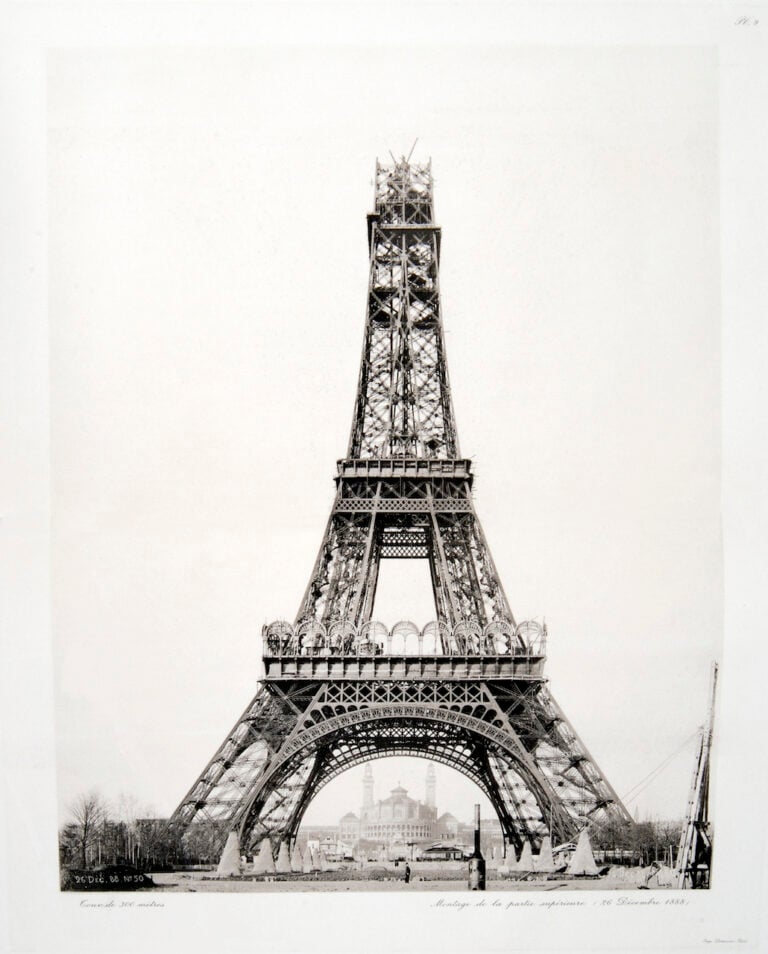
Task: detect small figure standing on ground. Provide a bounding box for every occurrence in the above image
[404,863,411,884]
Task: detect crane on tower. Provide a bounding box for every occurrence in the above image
[676,662,718,889]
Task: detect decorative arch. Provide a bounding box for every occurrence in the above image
[235,705,573,852]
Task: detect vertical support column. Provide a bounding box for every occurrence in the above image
[469,504,516,627]
[295,511,335,625]
[427,484,463,629]
[347,482,381,627]
[458,515,488,626]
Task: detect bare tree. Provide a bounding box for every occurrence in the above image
[116,792,140,825]
[67,791,107,868]
[114,792,140,863]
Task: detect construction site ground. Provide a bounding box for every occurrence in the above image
[148,869,675,892]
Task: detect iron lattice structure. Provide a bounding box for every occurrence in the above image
[169,158,631,860]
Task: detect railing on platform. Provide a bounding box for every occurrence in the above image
[261,618,547,658]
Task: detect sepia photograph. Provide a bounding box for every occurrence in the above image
[3,3,767,953]
[49,42,719,895]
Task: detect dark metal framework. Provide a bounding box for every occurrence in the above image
[169,158,631,860]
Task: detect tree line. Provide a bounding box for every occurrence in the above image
[590,815,684,867]
[59,792,180,871]
[60,790,685,873]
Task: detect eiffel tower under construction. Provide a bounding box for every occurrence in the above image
[169,156,632,864]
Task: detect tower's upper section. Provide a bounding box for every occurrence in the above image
[347,158,460,460]
[373,158,434,225]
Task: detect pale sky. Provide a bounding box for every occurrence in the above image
[48,45,719,828]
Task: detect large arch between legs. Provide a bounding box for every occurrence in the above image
[234,706,578,853]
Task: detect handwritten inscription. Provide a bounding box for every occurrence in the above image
[431,896,694,911]
[72,872,147,887]
[79,899,164,908]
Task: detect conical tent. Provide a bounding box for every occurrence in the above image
[518,841,534,871]
[290,843,303,872]
[317,849,330,872]
[253,838,277,875]
[301,845,314,873]
[657,865,675,887]
[566,829,599,876]
[275,840,292,873]
[215,831,241,878]
[535,836,556,873]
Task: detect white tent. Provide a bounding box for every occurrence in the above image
[566,829,599,876]
[534,836,556,873]
[275,840,292,873]
[301,845,315,873]
[290,843,303,872]
[215,831,242,878]
[253,838,277,875]
[653,864,676,887]
[657,864,676,887]
[518,841,534,871]
[317,848,330,872]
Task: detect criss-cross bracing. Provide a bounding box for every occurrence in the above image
[169,158,631,862]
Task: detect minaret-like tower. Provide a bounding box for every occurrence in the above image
[425,763,436,809]
[168,158,631,863]
[362,763,374,811]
